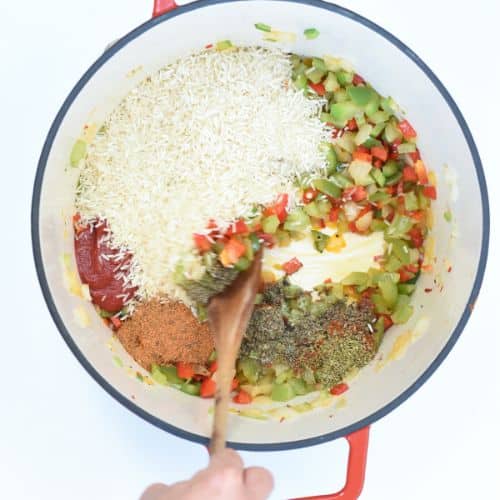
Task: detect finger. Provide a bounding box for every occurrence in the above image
[139,483,170,500]
[243,466,274,499]
[209,447,244,472]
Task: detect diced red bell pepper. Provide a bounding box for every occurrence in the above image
[110,316,122,330]
[265,193,288,222]
[397,119,417,139]
[381,314,393,330]
[388,139,402,160]
[352,73,365,86]
[225,219,248,236]
[348,221,358,233]
[386,185,396,195]
[422,185,437,200]
[226,237,246,259]
[303,187,318,204]
[330,382,349,395]
[408,149,421,163]
[352,151,373,163]
[399,269,415,283]
[414,160,429,184]
[371,146,388,162]
[308,81,326,95]
[402,166,418,182]
[282,257,303,275]
[233,389,252,404]
[208,360,218,374]
[231,378,239,391]
[257,232,275,248]
[346,118,358,131]
[373,159,383,169]
[343,185,367,202]
[200,378,216,398]
[331,126,344,139]
[406,263,420,273]
[329,207,340,222]
[193,233,212,252]
[409,227,424,248]
[206,219,218,229]
[407,210,425,222]
[176,362,195,380]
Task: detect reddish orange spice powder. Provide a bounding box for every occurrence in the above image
[116,300,214,371]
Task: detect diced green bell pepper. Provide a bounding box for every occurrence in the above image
[262,214,280,234]
[159,365,184,386]
[311,230,329,253]
[378,278,398,308]
[312,57,327,71]
[404,192,419,211]
[347,85,374,106]
[303,28,320,39]
[151,364,169,385]
[284,208,309,231]
[180,382,201,396]
[330,101,359,123]
[398,283,416,295]
[391,295,414,324]
[234,256,251,271]
[385,214,414,239]
[390,239,411,265]
[371,168,386,187]
[307,68,326,84]
[304,201,323,218]
[324,72,340,92]
[333,88,349,102]
[370,219,387,232]
[364,93,381,116]
[371,293,390,314]
[398,142,417,154]
[335,70,354,86]
[373,316,386,349]
[369,110,390,124]
[238,358,260,384]
[342,272,369,286]
[289,378,309,396]
[271,382,296,402]
[294,74,308,90]
[355,123,374,145]
[370,122,386,139]
[70,139,87,167]
[383,121,403,143]
[313,178,341,198]
[382,160,400,177]
[331,172,354,188]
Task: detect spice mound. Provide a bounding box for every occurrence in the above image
[116,300,214,371]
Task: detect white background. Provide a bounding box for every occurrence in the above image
[1,1,499,498]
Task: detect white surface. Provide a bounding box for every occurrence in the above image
[0,0,499,498]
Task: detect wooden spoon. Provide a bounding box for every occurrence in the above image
[207,249,263,455]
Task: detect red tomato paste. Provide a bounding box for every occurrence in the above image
[74,220,136,312]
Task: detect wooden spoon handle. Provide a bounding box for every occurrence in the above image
[209,348,235,455]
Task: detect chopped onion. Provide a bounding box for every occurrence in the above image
[348,160,373,186]
[344,201,361,221]
[355,210,373,232]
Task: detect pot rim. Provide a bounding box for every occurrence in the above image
[31,0,490,451]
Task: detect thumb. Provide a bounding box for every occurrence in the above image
[140,483,170,500]
[243,466,274,499]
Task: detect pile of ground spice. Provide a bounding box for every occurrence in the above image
[240,281,377,386]
[116,300,214,371]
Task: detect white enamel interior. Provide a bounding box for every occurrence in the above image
[36,0,484,446]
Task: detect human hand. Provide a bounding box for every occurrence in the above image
[140,448,274,500]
